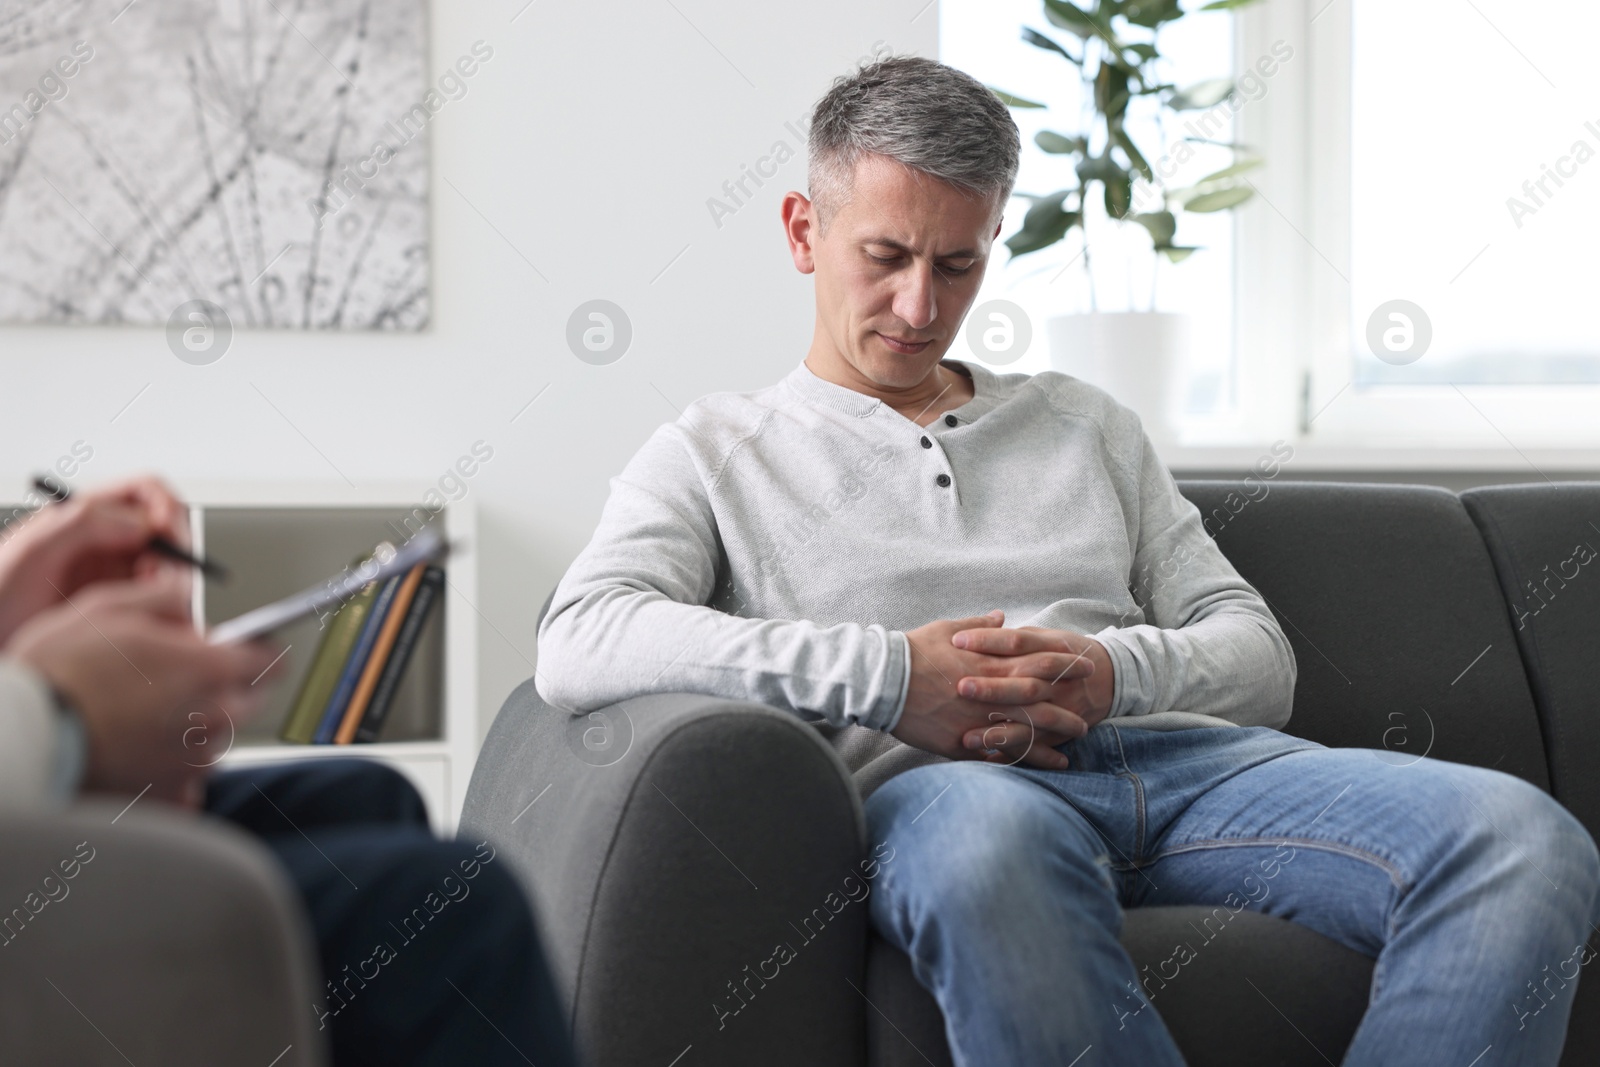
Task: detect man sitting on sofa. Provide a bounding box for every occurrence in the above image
[0,476,574,1067]
[534,54,1600,1065]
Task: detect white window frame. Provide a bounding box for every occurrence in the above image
[1225,0,1600,451]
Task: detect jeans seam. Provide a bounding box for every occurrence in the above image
[1108,726,1148,859]
[1117,835,1411,891]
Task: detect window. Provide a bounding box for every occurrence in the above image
[1349,0,1600,386]
[945,0,1600,449]
[940,0,1243,416]
[1294,0,1600,447]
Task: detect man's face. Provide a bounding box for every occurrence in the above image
[790,153,1001,391]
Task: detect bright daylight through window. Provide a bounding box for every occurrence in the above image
[1351,0,1600,385]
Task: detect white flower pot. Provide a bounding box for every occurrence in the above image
[1045,311,1191,447]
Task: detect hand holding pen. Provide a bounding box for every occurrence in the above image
[0,475,227,647]
[31,475,228,581]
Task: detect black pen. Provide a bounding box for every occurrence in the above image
[32,475,232,582]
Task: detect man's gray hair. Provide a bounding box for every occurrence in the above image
[807,54,1021,235]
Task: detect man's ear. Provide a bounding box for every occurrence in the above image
[781,190,817,275]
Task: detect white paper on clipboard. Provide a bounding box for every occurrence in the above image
[206,525,447,645]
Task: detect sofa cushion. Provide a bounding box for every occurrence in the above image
[1176,481,1550,789]
[1460,482,1600,840]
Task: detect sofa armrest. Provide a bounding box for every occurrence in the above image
[462,682,872,1067]
[0,802,326,1066]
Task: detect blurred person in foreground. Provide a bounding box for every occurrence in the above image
[0,475,575,1067]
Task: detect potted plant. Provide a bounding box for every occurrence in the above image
[989,0,1266,444]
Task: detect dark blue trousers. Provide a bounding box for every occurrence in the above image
[204,759,576,1067]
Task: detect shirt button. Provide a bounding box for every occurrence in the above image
[944,414,959,427]
[935,473,951,487]
[919,436,932,449]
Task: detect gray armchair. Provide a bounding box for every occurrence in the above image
[0,802,326,1066]
[462,689,875,1064]
[462,480,1600,1066]
[463,680,1374,1067]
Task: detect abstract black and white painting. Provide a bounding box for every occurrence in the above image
[0,0,429,330]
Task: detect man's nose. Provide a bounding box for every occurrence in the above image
[891,262,937,332]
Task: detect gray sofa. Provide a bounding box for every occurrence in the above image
[464,479,1600,1067]
[0,801,327,1065]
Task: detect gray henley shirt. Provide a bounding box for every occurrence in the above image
[536,358,1296,795]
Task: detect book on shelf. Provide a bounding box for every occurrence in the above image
[354,564,445,744]
[279,578,380,744]
[312,571,404,744]
[279,562,445,745]
[333,562,427,744]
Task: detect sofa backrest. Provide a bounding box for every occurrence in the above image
[1177,480,1551,793]
[1461,483,1600,839]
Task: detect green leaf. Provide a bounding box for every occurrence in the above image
[1043,0,1122,48]
[1035,130,1088,155]
[1020,189,1076,228]
[1042,0,1098,38]
[989,87,1047,108]
[1192,157,1263,185]
[1075,155,1124,186]
[1022,26,1082,65]
[1109,125,1152,182]
[1007,228,1073,257]
[1161,245,1201,263]
[1168,77,1234,110]
[1123,0,1183,28]
[1123,43,1160,61]
[1095,62,1132,122]
[1200,0,1266,10]
[1132,211,1177,247]
[1103,172,1133,219]
[1006,190,1081,256]
[1182,185,1254,212]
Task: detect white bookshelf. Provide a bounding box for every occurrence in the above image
[182,482,477,834]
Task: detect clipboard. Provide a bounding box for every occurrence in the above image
[206,525,449,644]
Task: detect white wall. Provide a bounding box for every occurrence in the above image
[0,2,939,743]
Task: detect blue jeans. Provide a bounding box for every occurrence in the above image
[866,724,1600,1066]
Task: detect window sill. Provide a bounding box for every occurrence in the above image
[1164,384,1600,472]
